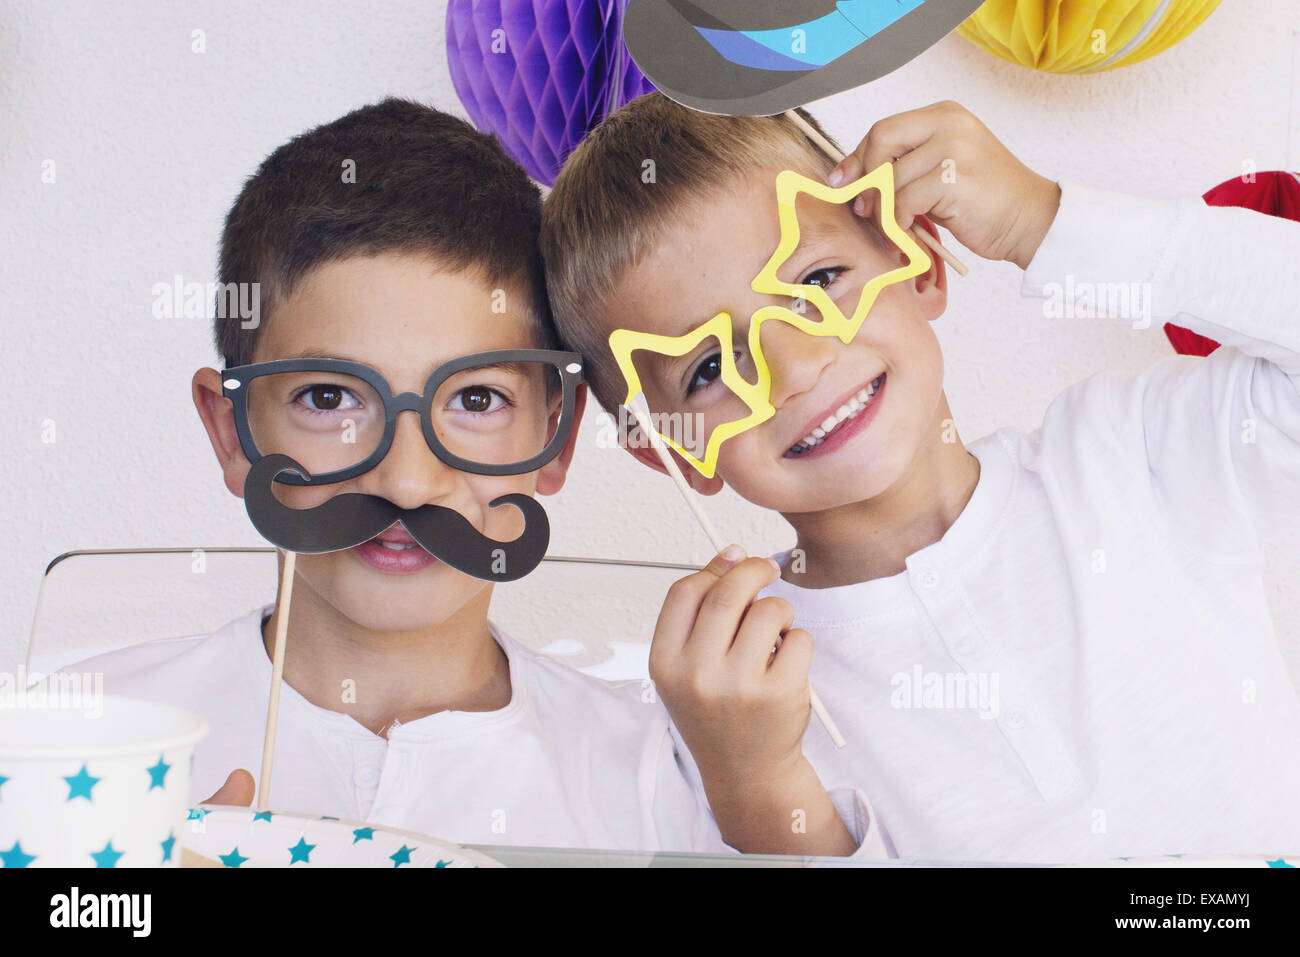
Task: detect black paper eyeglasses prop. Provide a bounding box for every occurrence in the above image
[221,348,583,582]
[218,348,583,809]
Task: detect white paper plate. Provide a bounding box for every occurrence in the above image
[180,805,503,868]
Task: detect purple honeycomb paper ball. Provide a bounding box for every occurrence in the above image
[446,0,656,185]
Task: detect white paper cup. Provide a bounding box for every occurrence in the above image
[0,695,208,868]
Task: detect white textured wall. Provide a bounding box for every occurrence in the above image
[3,1,1299,670]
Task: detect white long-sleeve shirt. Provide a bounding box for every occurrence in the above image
[63,605,731,853]
[62,606,883,856]
[719,180,1300,863]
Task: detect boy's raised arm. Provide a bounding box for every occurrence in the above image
[835,99,1299,560]
[1021,180,1300,561]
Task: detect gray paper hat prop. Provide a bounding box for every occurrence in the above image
[622,0,985,115]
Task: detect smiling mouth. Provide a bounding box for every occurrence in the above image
[786,373,885,456]
[366,523,428,553]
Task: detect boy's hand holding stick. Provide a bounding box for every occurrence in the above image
[629,396,852,854]
[626,393,845,749]
[795,101,1060,272]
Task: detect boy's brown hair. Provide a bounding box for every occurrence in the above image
[216,97,554,368]
[540,91,840,413]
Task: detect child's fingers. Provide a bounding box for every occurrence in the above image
[650,545,748,665]
[201,769,255,806]
[686,557,781,662]
[730,595,796,680]
[892,165,951,233]
[852,139,948,222]
[830,101,949,187]
[767,627,815,687]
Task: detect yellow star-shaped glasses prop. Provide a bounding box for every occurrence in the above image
[751,162,932,342]
[607,162,931,479]
[609,312,773,479]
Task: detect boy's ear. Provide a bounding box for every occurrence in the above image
[192,367,251,499]
[911,214,948,320]
[535,383,588,496]
[624,426,725,496]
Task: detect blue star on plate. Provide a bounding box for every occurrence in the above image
[288,837,316,864]
[64,764,100,801]
[253,811,273,823]
[1,841,36,868]
[0,774,7,799]
[161,831,176,863]
[1266,858,1294,868]
[186,808,210,822]
[390,845,414,868]
[435,859,450,868]
[146,755,170,791]
[352,827,374,844]
[220,847,249,868]
[91,840,124,868]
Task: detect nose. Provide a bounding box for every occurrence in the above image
[756,313,838,408]
[358,408,458,511]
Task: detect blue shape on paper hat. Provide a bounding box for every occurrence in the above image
[695,0,926,71]
[623,0,985,116]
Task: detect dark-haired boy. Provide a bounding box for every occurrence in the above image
[61,98,866,854]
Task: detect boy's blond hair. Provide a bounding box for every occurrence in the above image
[540,92,840,413]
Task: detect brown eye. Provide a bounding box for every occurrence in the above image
[687,351,739,396]
[457,385,504,413]
[306,385,343,410]
[800,266,845,289]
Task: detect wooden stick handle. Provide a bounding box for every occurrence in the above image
[784,109,969,277]
[629,394,728,554]
[257,549,295,811]
[626,394,847,748]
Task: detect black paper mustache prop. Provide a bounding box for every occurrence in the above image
[242,453,550,583]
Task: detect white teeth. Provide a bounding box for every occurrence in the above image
[376,540,416,551]
[789,374,886,455]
